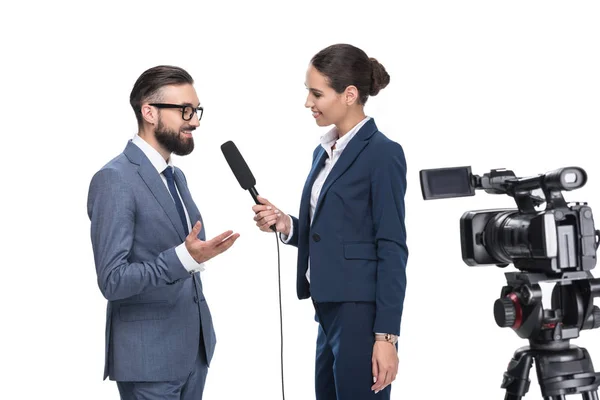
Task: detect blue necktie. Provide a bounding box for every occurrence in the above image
[162,167,189,236]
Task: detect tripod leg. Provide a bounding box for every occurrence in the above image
[535,346,600,399]
[582,391,599,400]
[502,349,534,400]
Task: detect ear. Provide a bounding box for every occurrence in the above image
[344,85,359,106]
[141,104,158,125]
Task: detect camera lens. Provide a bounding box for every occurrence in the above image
[483,211,538,263]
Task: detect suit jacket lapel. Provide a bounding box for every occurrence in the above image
[124,141,187,242]
[299,148,328,227]
[312,119,377,223]
[174,170,206,241]
[139,159,187,241]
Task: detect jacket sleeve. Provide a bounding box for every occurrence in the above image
[279,215,299,247]
[371,142,409,335]
[87,168,191,301]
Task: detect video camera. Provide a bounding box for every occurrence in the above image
[420,166,597,274]
[420,166,600,399]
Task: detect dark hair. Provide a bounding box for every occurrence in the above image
[310,44,390,105]
[129,65,194,126]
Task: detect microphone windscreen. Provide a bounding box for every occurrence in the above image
[221,141,257,190]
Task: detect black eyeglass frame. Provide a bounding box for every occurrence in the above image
[149,103,204,121]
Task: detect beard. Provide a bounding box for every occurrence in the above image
[154,117,195,156]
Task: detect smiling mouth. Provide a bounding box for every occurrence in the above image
[312,110,322,118]
[181,128,195,136]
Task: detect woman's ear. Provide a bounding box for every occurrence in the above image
[344,85,359,106]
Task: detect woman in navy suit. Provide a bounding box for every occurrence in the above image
[253,43,408,400]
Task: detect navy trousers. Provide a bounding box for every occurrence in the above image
[313,302,392,400]
[117,346,208,400]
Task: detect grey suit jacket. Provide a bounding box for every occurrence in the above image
[87,140,216,382]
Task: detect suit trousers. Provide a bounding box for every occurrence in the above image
[313,302,392,400]
[117,344,208,400]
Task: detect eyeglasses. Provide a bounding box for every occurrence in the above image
[149,103,204,121]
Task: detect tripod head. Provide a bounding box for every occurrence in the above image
[494,271,600,349]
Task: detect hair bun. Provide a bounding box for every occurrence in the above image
[369,58,390,96]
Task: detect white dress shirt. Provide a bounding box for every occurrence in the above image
[132,134,205,273]
[281,116,371,282]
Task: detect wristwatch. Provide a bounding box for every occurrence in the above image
[375,333,398,344]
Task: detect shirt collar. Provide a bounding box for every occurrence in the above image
[132,134,174,174]
[320,116,371,157]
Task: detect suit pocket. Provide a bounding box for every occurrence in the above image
[343,243,378,260]
[119,301,171,322]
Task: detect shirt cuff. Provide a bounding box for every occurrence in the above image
[279,214,294,243]
[175,243,206,273]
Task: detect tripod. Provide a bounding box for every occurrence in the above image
[494,271,600,399]
[502,341,600,399]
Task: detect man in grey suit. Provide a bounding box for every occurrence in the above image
[87,65,239,399]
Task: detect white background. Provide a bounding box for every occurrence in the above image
[1,1,600,399]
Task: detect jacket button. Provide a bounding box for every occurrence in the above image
[193,296,198,303]
[312,233,321,242]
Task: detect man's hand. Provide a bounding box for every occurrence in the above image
[185,221,240,263]
[371,341,399,393]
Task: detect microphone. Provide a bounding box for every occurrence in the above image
[222,141,287,400]
[221,140,276,232]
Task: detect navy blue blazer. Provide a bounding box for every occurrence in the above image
[285,119,408,335]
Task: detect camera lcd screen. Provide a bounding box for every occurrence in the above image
[420,166,474,200]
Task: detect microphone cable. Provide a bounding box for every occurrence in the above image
[274,231,286,400]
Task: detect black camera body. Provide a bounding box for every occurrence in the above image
[461,203,597,273]
[420,166,598,275]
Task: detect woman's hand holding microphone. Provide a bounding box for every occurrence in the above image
[252,195,291,236]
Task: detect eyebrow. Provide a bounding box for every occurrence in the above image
[180,102,201,107]
[305,85,323,94]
